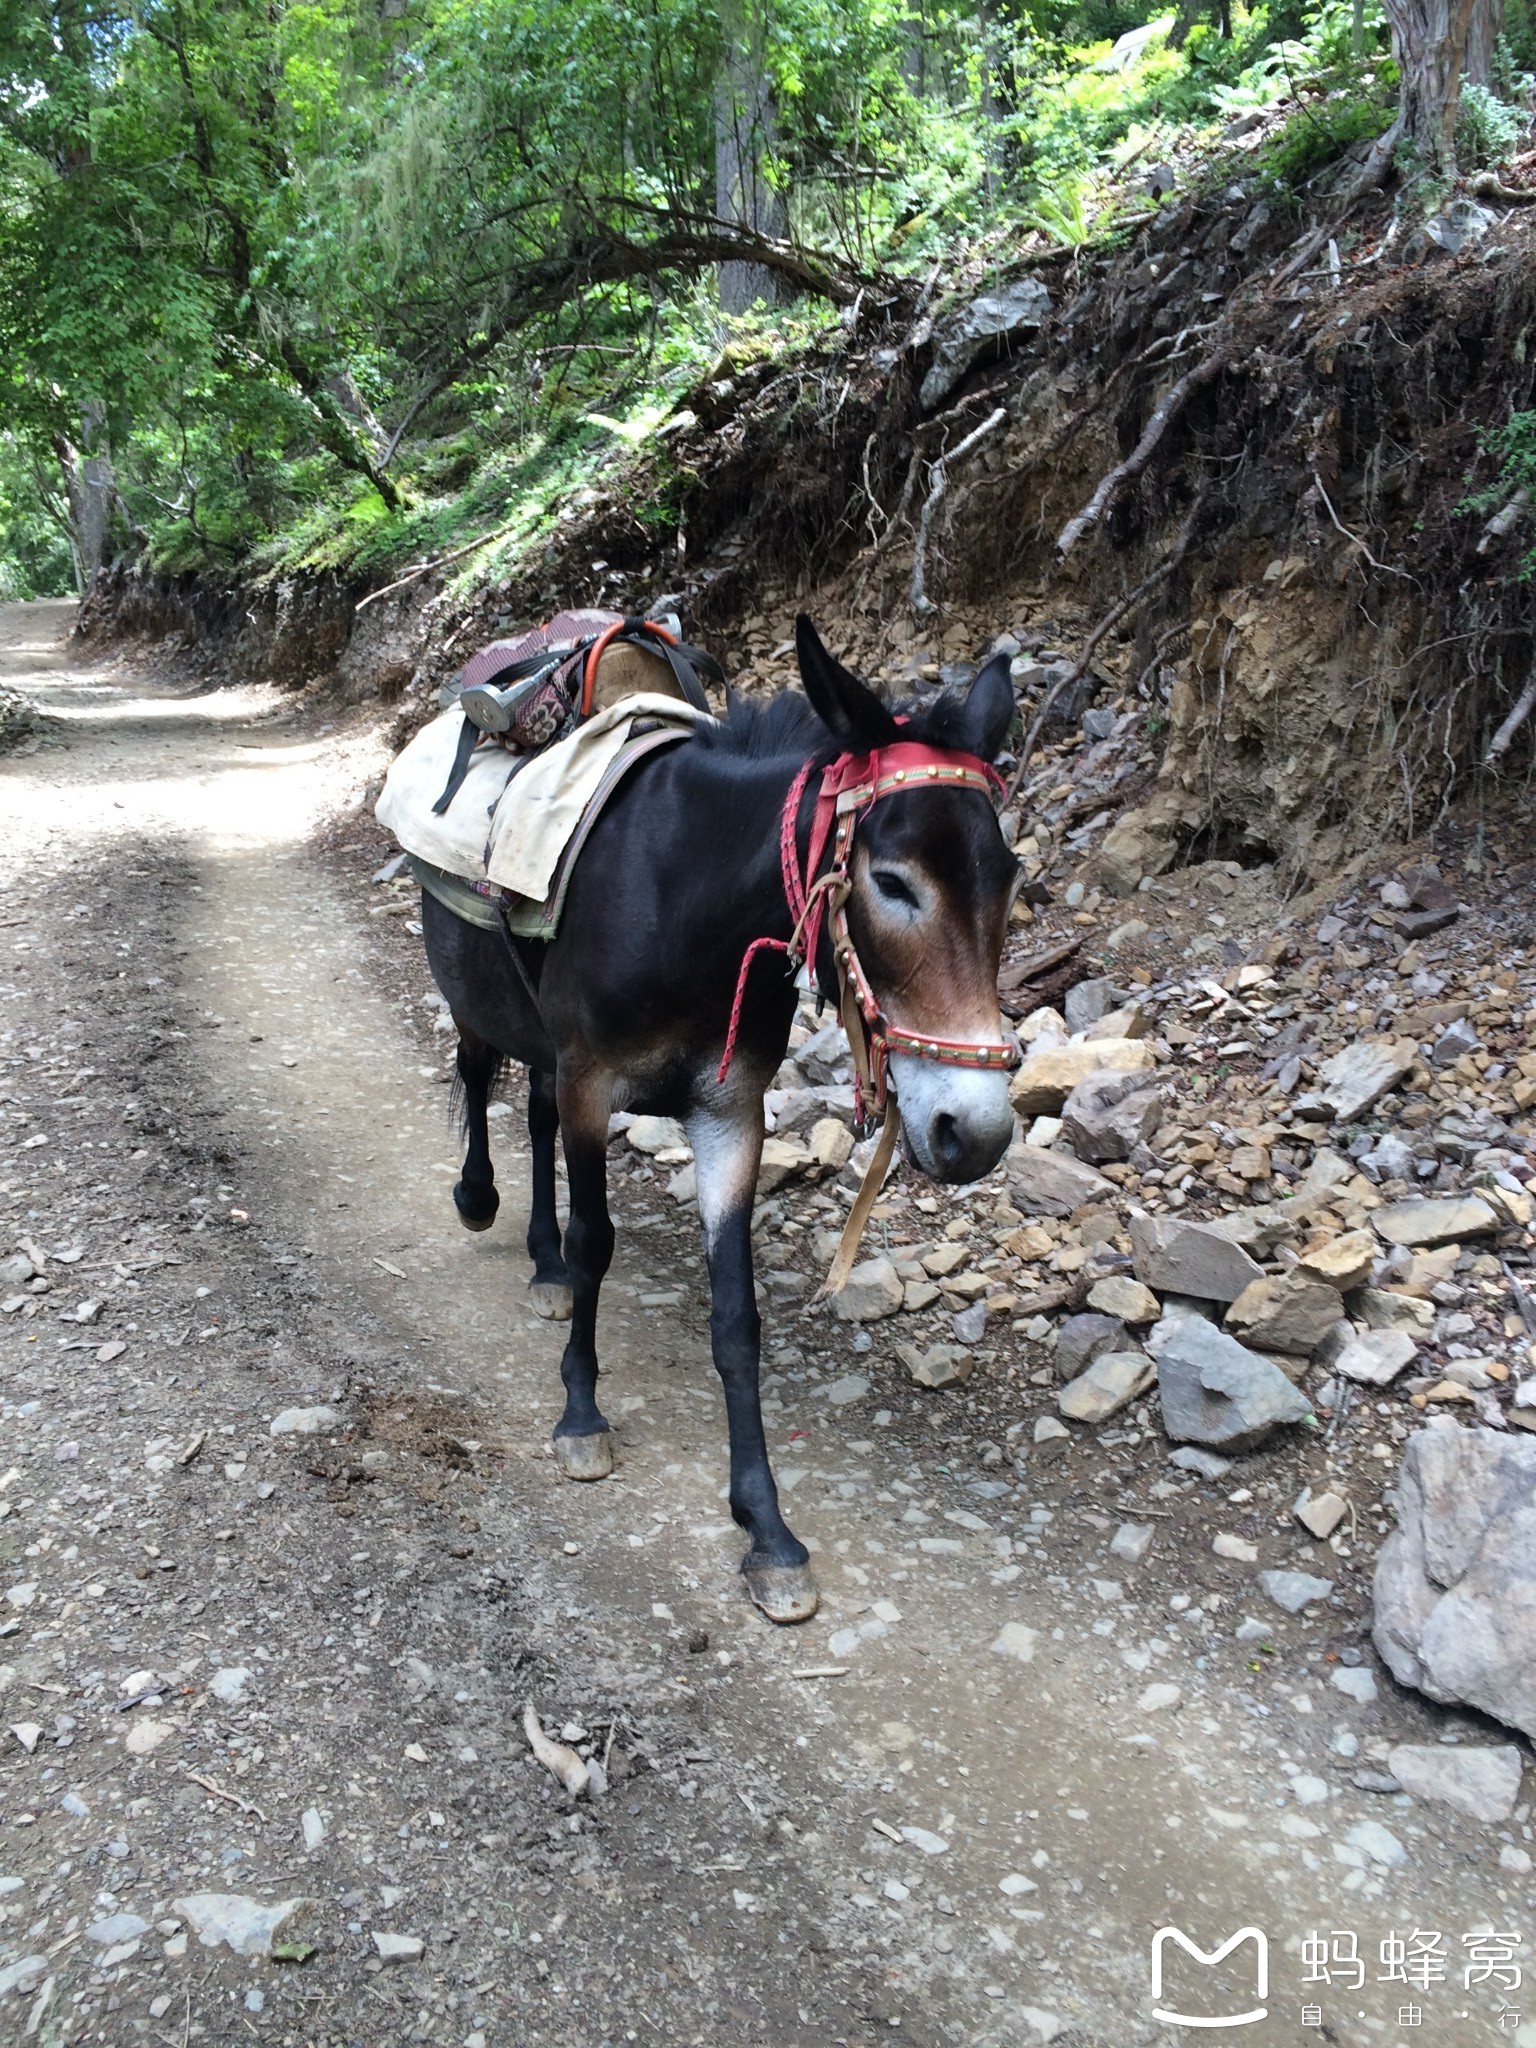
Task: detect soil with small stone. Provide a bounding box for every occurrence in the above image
[1,600,1533,2048]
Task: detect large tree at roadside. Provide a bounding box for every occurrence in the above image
[1378,0,1504,186]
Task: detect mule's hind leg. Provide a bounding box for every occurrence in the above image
[690,1104,817,1624]
[452,1026,502,1232]
[549,1069,616,1481]
[526,1067,572,1322]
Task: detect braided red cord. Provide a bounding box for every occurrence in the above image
[716,761,816,1087]
[716,936,792,1085]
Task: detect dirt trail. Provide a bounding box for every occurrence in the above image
[0,601,1527,2048]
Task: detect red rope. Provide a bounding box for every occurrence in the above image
[716,761,815,1087]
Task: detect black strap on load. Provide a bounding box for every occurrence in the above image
[430,620,725,815]
[431,712,489,816]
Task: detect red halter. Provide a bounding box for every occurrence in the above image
[717,741,1022,1123]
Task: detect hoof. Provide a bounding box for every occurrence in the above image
[742,1559,820,1625]
[553,1431,613,1482]
[530,1280,574,1321]
[453,1182,498,1233]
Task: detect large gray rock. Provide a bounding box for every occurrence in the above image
[1373,1196,1499,1246]
[174,1893,308,1958]
[1223,1271,1343,1355]
[1063,978,1119,1033]
[1058,1350,1154,1424]
[1334,1327,1418,1385]
[1373,1426,1536,1739]
[1130,1214,1262,1303]
[831,1256,904,1323]
[1007,1144,1115,1219]
[1258,1569,1334,1613]
[1059,1069,1164,1165]
[1292,1039,1415,1123]
[920,279,1052,409]
[1208,1208,1296,1260]
[1055,1312,1127,1381]
[898,1342,972,1390]
[1149,1313,1314,1454]
[1387,1743,1524,1825]
[1098,811,1174,897]
[1355,1288,1435,1335]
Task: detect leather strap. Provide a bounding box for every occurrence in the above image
[432,712,487,815]
[814,1102,902,1301]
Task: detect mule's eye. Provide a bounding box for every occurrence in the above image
[872,869,920,910]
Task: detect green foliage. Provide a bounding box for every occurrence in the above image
[1456,83,1524,167]
[1255,88,1394,194]
[1462,413,1536,581]
[0,434,74,597]
[1502,0,1536,75]
[0,0,1434,596]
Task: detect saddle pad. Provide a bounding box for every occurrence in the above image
[376,692,710,900]
[406,721,692,944]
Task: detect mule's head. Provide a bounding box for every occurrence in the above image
[796,615,1019,1185]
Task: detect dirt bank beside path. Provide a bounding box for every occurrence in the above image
[0,602,1527,2048]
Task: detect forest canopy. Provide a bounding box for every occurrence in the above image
[0,0,1525,595]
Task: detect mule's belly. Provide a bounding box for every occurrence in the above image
[419,891,558,1072]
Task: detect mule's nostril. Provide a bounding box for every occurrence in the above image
[932,1111,966,1172]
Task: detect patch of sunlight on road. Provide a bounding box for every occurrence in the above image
[2,662,389,860]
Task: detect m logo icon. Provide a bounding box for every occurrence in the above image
[1151,1925,1269,2028]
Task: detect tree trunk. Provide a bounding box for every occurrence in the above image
[1463,0,1502,82]
[714,4,788,316]
[978,1,997,201]
[1381,0,1503,181]
[54,403,117,597]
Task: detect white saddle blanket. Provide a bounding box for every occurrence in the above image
[376,694,709,902]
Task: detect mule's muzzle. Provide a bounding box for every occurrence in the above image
[890,1055,1015,1185]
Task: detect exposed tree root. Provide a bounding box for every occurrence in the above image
[910,407,1008,615]
[1473,172,1536,204]
[1009,498,1205,802]
[1486,673,1536,765]
[1476,488,1530,553]
[1307,469,1416,582]
[1054,355,1225,560]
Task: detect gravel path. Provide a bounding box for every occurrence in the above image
[0,602,1528,2048]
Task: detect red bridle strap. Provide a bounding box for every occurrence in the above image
[716,741,1020,1110]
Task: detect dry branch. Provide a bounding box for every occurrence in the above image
[354,521,520,612]
[1054,353,1225,559]
[998,935,1082,991]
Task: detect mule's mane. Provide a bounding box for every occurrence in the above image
[696,687,829,759]
[697,680,977,762]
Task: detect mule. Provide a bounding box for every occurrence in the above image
[419,615,1020,1623]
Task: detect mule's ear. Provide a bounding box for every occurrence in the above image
[796,614,900,750]
[953,652,1016,763]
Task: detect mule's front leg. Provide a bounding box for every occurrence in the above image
[550,1070,615,1481]
[691,1108,818,1624]
[451,1026,502,1232]
[526,1067,573,1322]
